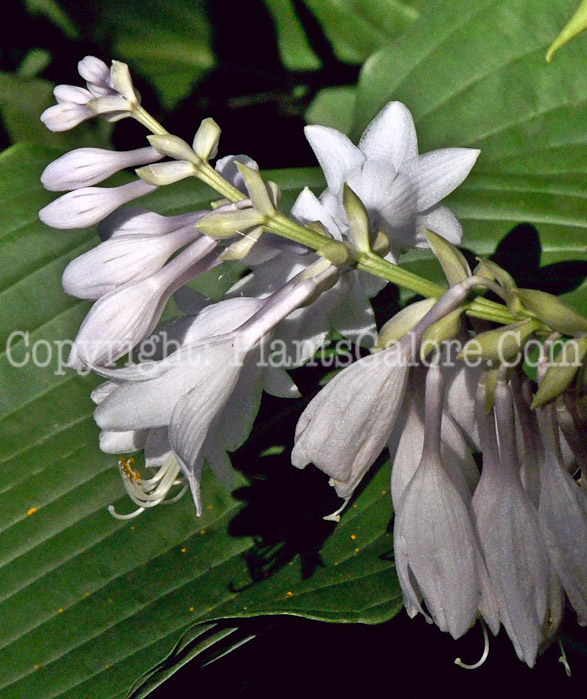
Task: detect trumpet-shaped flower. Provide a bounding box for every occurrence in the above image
[394,361,485,638]
[305,101,479,260]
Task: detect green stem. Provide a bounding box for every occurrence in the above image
[132,104,520,328]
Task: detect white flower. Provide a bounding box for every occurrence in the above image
[305,101,479,260]
[62,223,203,299]
[41,146,163,191]
[68,236,220,368]
[94,297,299,513]
[39,180,158,230]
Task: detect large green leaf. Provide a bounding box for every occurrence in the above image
[262,0,422,70]
[0,144,400,699]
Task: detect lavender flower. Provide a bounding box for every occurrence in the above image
[305,101,480,260]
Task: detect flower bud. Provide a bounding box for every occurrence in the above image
[517,288,587,337]
[343,183,371,253]
[136,160,196,186]
[424,228,470,285]
[193,117,221,160]
[460,318,540,363]
[532,337,587,408]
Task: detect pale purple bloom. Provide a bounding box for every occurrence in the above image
[68,236,220,368]
[394,361,485,638]
[39,179,158,230]
[536,407,587,626]
[62,222,204,299]
[98,206,209,240]
[305,101,479,260]
[473,380,563,666]
[41,146,163,191]
[41,56,137,132]
[95,268,331,512]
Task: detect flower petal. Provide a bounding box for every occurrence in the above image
[304,125,364,194]
[358,101,418,168]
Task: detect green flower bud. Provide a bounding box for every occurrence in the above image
[136,160,196,186]
[236,163,276,216]
[420,307,465,361]
[110,60,138,104]
[148,134,199,165]
[476,258,522,314]
[197,209,267,239]
[316,240,351,266]
[460,318,540,363]
[343,183,371,253]
[192,117,221,160]
[532,337,587,408]
[424,228,470,286]
[516,288,587,337]
[220,226,264,260]
[374,298,437,351]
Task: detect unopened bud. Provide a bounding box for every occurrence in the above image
[148,134,199,165]
[236,163,276,216]
[193,117,221,160]
[532,337,587,408]
[110,61,138,104]
[317,240,350,266]
[197,208,267,239]
[374,298,437,350]
[343,183,371,253]
[420,307,464,361]
[424,228,470,286]
[517,288,587,337]
[476,258,521,314]
[220,226,264,260]
[136,160,196,186]
[460,318,539,363]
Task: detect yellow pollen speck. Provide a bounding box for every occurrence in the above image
[200,529,206,535]
[381,490,387,495]
[27,507,38,516]
[286,591,293,597]
[353,504,358,509]
[108,598,113,603]
[355,548,360,554]
[130,525,136,530]
[85,593,90,597]
[58,608,63,613]
[350,534,357,540]
[120,456,141,482]
[34,665,39,670]
[181,546,187,553]
[189,606,195,612]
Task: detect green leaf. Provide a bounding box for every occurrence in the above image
[546,0,587,61]
[0,144,400,698]
[0,72,112,148]
[262,0,421,70]
[92,0,215,110]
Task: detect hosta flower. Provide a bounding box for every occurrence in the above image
[394,359,487,638]
[95,265,333,513]
[472,379,563,666]
[39,179,158,230]
[67,235,220,368]
[41,56,139,132]
[41,146,163,191]
[305,101,479,261]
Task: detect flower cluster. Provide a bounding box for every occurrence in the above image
[39,57,586,668]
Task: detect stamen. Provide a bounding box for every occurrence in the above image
[454,620,490,670]
[323,494,350,522]
[108,454,187,520]
[558,639,572,678]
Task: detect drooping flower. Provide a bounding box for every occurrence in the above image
[393,359,487,638]
[95,264,333,513]
[305,101,479,261]
[472,378,563,666]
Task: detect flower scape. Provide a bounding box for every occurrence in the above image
[39,56,586,670]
